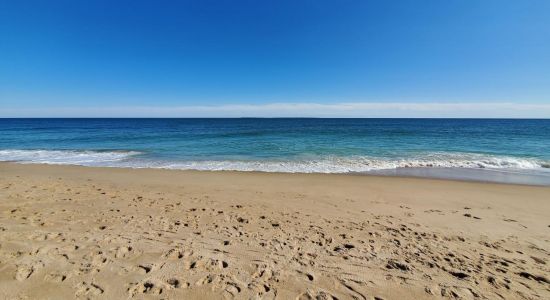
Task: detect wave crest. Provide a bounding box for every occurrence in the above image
[0,149,140,165]
[0,149,548,173]
[158,154,548,173]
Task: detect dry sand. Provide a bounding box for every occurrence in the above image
[0,163,549,299]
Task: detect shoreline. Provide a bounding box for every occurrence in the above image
[1,161,550,187]
[1,163,549,299]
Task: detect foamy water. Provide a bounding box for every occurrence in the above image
[1,149,548,175]
[0,149,140,165]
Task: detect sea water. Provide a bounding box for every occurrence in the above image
[1,118,549,185]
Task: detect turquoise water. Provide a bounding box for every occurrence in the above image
[1,118,549,184]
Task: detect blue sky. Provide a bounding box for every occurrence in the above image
[1,0,549,117]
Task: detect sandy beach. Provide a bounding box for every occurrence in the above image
[0,163,549,299]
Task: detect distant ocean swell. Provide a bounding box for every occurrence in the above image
[1,149,548,174]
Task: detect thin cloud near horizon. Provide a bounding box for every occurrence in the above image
[2,102,550,118]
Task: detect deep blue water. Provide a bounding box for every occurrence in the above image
[1,118,549,184]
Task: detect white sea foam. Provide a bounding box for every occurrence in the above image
[1,149,547,174]
[0,149,140,166]
[157,154,549,173]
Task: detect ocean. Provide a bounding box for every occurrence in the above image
[1,118,549,185]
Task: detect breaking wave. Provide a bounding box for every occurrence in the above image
[1,149,548,174]
[0,149,140,166]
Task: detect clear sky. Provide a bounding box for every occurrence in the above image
[1,0,549,117]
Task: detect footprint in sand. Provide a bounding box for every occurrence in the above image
[163,247,192,259]
[15,265,34,281]
[530,256,546,265]
[296,270,315,282]
[223,282,242,297]
[195,274,215,286]
[14,260,45,281]
[114,245,135,258]
[296,290,338,300]
[185,257,228,270]
[128,280,165,296]
[463,213,481,220]
[44,273,68,283]
[252,263,275,281]
[137,263,155,274]
[166,278,189,289]
[75,281,104,297]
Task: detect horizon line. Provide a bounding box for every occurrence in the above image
[2,102,550,118]
[1,117,550,120]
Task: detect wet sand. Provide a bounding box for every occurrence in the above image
[0,163,549,299]
[370,167,550,186]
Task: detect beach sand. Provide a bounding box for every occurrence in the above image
[0,163,549,299]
